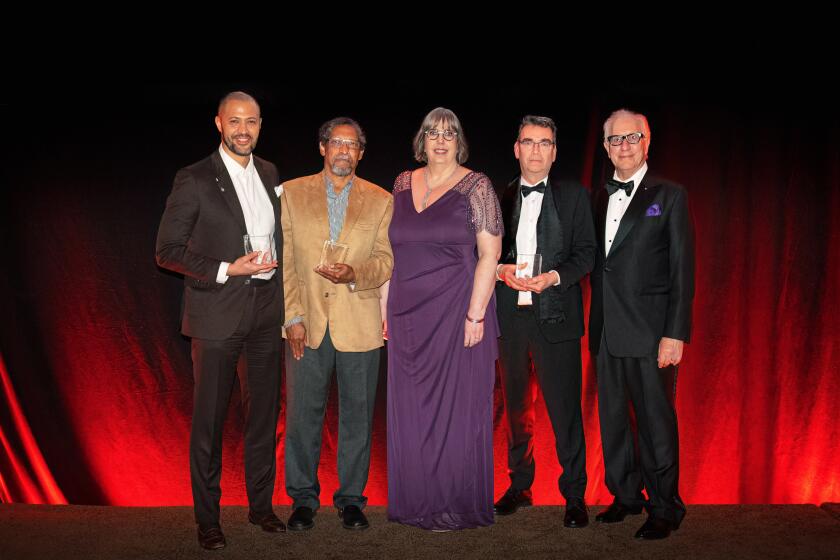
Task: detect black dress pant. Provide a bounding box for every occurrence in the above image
[189,280,282,529]
[498,306,587,502]
[596,332,686,527]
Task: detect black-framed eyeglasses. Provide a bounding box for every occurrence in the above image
[425,129,458,141]
[327,138,362,151]
[606,132,645,146]
[518,138,555,149]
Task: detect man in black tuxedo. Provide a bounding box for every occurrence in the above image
[589,109,695,540]
[494,115,596,528]
[156,91,286,550]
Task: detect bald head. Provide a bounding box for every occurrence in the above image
[215,91,262,166]
[217,91,261,117]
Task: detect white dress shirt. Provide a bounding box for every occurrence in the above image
[513,176,560,305]
[216,146,276,282]
[605,162,648,256]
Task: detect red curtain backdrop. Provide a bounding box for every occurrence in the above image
[1,85,837,507]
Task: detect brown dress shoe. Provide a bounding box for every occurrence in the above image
[248,511,287,532]
[197,526,226,550]
[493,489,533,516]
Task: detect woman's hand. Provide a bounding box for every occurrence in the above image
[464,319,484,348]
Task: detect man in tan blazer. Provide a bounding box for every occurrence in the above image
[281,117,392,532]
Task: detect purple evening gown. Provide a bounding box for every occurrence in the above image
[386,170,503,530]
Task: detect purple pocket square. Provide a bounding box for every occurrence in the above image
[646,203,662,217]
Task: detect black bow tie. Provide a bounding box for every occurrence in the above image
[521,182,546,197]
[606,178,634,197]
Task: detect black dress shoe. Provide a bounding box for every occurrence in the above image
[634,516,673,540]
[248,511,287,532]
[287,506,315,531]
[338,505,369,530]
[595,502,643,523]
[564,500,589,528]
[197,526,226,550]
[493,489,533,516]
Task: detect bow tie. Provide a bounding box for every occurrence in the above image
[606,178,634,197]
[521,182,546,198]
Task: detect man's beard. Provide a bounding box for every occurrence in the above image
[331,156,352,177]
[225,135,255,156]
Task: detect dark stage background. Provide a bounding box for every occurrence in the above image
[1,80,837,507]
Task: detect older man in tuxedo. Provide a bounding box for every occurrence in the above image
[156,91,286,550]
[589,109,695,540]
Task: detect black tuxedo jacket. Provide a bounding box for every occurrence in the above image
[589,172,695,357]
[495,176,596,343]
[156,150,284,340]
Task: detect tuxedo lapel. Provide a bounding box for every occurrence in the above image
[211,151,247,235]
[595,188,609,258]
[538,179,562,252]
[610,177,660,254]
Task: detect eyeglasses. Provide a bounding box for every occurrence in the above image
[327,138,362,151]
[425,129,458,141]
[518,138,555,149]
[605,132,645,146]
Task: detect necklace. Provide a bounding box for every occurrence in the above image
[421,165,459,210]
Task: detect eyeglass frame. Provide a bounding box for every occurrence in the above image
[424,128,458,141]
[518,138,556,149]
[605,132,645,146]
[326,137,363,151]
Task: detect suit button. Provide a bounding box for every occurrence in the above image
[324,292,329,298]
[604,266,612,272]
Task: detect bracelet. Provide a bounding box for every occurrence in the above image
[466,315,485,324]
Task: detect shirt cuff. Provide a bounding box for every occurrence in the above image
[349,282,356,291]
[549,270,561,286]
[217,262,230,284]
[283,315,304,328]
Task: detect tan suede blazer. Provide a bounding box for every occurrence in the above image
[281,172,393,351]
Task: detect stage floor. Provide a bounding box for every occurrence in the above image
[2,504,839,559]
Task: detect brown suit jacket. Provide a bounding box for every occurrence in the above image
[156,150,283,340]
[281,171,393,352]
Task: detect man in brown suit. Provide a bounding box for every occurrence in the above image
[156,91,286,550]
[281,117,392,532]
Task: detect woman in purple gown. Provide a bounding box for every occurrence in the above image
[385,107,503,531]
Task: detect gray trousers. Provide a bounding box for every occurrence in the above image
[284,327,379,510]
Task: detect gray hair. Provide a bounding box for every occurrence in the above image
[217,91,260,115]
[603,108,650,141]
[318,117,367,150]
[518,115,557,142]
[412,107,469,164]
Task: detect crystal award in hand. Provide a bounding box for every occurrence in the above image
[515,253,542,279]
[319,240,349,268]
[244,234,276,265]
